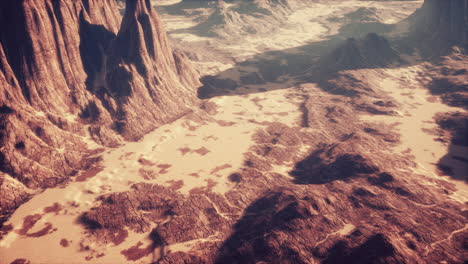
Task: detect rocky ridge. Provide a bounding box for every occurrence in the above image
[0,0,199,224]
[165,0,298,39]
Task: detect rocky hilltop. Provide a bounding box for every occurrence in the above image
[0,0,198,224]
[320,33,399,71]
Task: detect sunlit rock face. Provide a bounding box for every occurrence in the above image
[0,0,198,223]
[106,0,199,140]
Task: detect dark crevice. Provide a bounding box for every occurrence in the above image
[0,1,33,102]
[138,14,155,58]
[78,11,116,93]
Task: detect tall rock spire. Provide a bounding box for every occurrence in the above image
[0,0,199,223]
[105,0,199,139]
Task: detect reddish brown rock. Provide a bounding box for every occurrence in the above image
[0,0,199,225]
[120,241,154,261]
[43,203,63,214]
[105,0,199,140]
[60,238,70,247]
[16,214,43,236]
[0,173,32,224]
[1,1,467,264]
[426,53,468,109]
[10,259,31,264]
[407,0,468,54]
[26,222,55,238]
[434,112,468,147]
[78,89,465,264]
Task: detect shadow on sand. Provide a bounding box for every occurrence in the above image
[192,19,414,99]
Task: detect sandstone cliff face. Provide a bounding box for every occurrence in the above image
[0,0,121,223]
[0,0,121,113]
[409,0,468,54]
[106,0,199,140]
[0,0,198,224]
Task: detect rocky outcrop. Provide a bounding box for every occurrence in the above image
[291,150,379,184]
[78,96,466,264]
[407,0,468,54]
[0,173,32,225]
[106,0,198,139]
[435,112,468,147]
[0,0,121,113]
[0,0,198,224]
[171,0,297,39]
[320,33,399,71]
[425,52,468,109]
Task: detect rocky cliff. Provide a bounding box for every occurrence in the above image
[408,0,468,54]
[0,0,198,224]
[106,0,199,139]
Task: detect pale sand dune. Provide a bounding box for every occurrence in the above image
[361,67,468,202]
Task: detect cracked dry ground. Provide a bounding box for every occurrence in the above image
[1,68,467,264]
